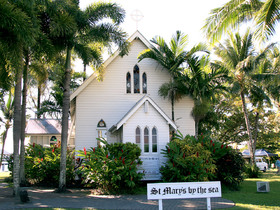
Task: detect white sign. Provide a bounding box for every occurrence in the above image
[147,181,221,200]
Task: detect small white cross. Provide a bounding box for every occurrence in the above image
[131,10,144,30]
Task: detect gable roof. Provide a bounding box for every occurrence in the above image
[25,119,62,135]
[109,95,177,132]
[70,30,152,101]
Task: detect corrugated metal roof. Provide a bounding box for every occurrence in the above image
[25,119,62,135]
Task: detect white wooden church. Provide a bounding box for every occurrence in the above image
[70,31,195,180]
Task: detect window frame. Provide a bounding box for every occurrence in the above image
[135,126,141,148]
[126,72,131,93]
[152,127,157,153]
[144,127,149,153]
[142,72,147,94]
[133,65,140,93]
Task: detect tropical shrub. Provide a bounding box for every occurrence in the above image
[77,139,143,194]
[244,164,260,178]
[8,143,76,187]
[160,133,216,182]
[197,134,245,189]
[215,148,245,189]
[161,132,245,189]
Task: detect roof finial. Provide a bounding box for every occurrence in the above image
[131,9,144,30]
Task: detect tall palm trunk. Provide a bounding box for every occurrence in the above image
[240,91,255,165]
[171,92,175,121]
[37,85,41,119]
[253,112,259,156]
[83,63,86,81]
[13,67,22,196]
[58,46,72,192]
[195,117,199,139]
[0,120,11,169]
[20,52,29,186]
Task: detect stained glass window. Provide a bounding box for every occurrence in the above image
[126,72,131,93]
[144,127,149,153]
[152,127,157,152]
[136,127,140,147]
[97,119,106,127]
[142,72,147,93]
[50,136,57,146]
[134,65,140,93]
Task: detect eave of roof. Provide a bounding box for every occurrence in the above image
[109,95,177,132]
[25,119,62,135]
[70,30,152,101]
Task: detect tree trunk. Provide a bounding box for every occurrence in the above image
[13,67,22,197]
[37,85,41,119]
[0,120,11,170]
[58,46,72,192]
[240,91,255,165]
[171,93,174,122]
[20,52,29,186]
[195,118,199,139]
[253,112,259,156]
[83,63,86,81]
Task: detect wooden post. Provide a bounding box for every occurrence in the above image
[207,197,211,210]
[158,199,163,210]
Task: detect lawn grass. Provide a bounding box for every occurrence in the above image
[222,169,280,210]
[0,172,10,181]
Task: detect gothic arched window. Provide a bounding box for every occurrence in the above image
[142,72,147,93]
[126,72,131,93]
[133,65,140,93]
[97,119,107,146]
[135,127,141,147]
[152,127,157,153]
[144,127,149,153]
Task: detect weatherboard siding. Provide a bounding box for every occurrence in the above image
[74,38,194,151]
[123,102,170,180]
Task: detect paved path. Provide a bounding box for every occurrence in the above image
[0,182,235,210]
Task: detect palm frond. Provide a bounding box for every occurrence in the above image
[74,43,103,66]
[203,0,263,44]
[85,2,125,25]
[86,23,129,56]
[255,0,280,40]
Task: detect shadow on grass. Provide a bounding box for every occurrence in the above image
[222,169,280,209]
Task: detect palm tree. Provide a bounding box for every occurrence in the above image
[181,54,228,138]
[0,0,37,196]
[74,43,104,81]
[29,60,49,119]
[265,46,280,108]
[203,0,280,43]
[138,31,207,122]
[213,30,274,165]
[158,80,185,122]
[0,90,13,170]
[43,0,128,192]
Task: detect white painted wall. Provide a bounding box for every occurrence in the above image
[123,101,170,180]
[74,37,195,151]
[28,135,61,147]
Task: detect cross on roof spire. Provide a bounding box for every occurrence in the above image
[131,10,144,30]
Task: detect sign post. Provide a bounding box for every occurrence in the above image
[147,181,221,210]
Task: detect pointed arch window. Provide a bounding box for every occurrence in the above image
[126,72,131,93]
[142,72,147,93]
[135,127,141,147]
[134,65,140,93]
[144,127,149,153]
[152,127,157,153]
[97,119,107,146]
